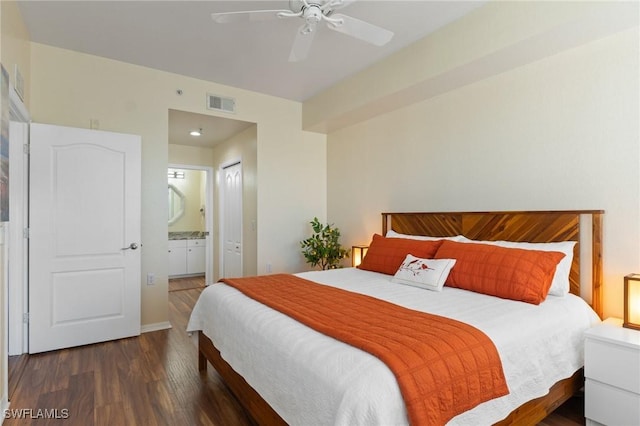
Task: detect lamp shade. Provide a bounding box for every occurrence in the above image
[352,245,369,267]
[623,274,640,330]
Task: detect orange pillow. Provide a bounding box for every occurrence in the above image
[434,240,565,305]
[358,234,443,275]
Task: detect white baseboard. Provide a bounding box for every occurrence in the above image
[140,321,172,333]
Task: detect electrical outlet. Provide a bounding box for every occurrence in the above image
[146,273,155,286]
[266,263,272,273]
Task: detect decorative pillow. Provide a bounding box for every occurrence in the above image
[358,234,443,275]
[434,240,566,305]
[458,237,576,297]
[386,230,466,242]
[392,255,456,292]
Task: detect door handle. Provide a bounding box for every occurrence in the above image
[122,243,138,250]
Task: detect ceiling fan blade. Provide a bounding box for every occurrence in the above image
[211,10,292,24]
[289,23,317,62]
[322,0,358,12]
[327,14,394,46]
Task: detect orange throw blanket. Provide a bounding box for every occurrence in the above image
[221,274,509,425]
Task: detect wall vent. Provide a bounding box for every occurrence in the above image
[207,93,236,114]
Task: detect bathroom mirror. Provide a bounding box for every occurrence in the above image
[168,184,185,225]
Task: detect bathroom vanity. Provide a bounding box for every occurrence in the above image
[168,233,207,277]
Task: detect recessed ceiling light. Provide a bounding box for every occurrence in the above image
[190,128,202,136]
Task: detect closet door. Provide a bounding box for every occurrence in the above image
[222,161,242,278]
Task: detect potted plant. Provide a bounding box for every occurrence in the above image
[300,217,349,270]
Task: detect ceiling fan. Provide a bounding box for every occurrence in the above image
[211,0,394,62]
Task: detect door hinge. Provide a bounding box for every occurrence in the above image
[23,227,30,239]
[23,312,29,324]
[23,143,30,155]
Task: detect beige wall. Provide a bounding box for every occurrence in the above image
[0,0,31,409]
[1,0,30,108]
[30,43,327,327]
[169,143,215,169]
[327,27,639,319]
[212,125,258,279]
[304,1,638,133]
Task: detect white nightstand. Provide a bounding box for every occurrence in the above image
[585,318,640,426]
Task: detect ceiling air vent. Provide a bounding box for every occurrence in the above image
[207,93,236,114]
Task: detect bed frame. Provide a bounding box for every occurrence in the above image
[198,210,604,426]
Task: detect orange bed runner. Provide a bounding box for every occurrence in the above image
[220,274,509,425]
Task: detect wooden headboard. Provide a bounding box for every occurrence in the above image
[381,210,604,317]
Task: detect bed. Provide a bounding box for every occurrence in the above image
[187,210,604,425]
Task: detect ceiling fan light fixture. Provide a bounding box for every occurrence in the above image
[303,4,323,24]
[211,0,394,62]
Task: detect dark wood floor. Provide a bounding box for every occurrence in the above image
[6,286,252,426]
[6,281,585,425]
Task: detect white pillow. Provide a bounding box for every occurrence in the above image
[391,254,456,292]
[458,236,575,297]
[386,229,466,242]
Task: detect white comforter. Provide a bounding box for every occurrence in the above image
[187,268,600,425]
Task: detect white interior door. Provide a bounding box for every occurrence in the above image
[29,123,141,353]
[8,87,31,356]
[222,161,242,278]
[8,120,29,355]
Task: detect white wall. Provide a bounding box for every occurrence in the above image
[29,43,327,327]
[327,28,639,319]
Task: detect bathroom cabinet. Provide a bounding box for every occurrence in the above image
[168,239,205,277]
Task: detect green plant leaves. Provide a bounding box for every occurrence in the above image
[300,217,349,270]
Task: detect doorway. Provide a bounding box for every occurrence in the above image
[167,109,257,282]
[167,164,214,286]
